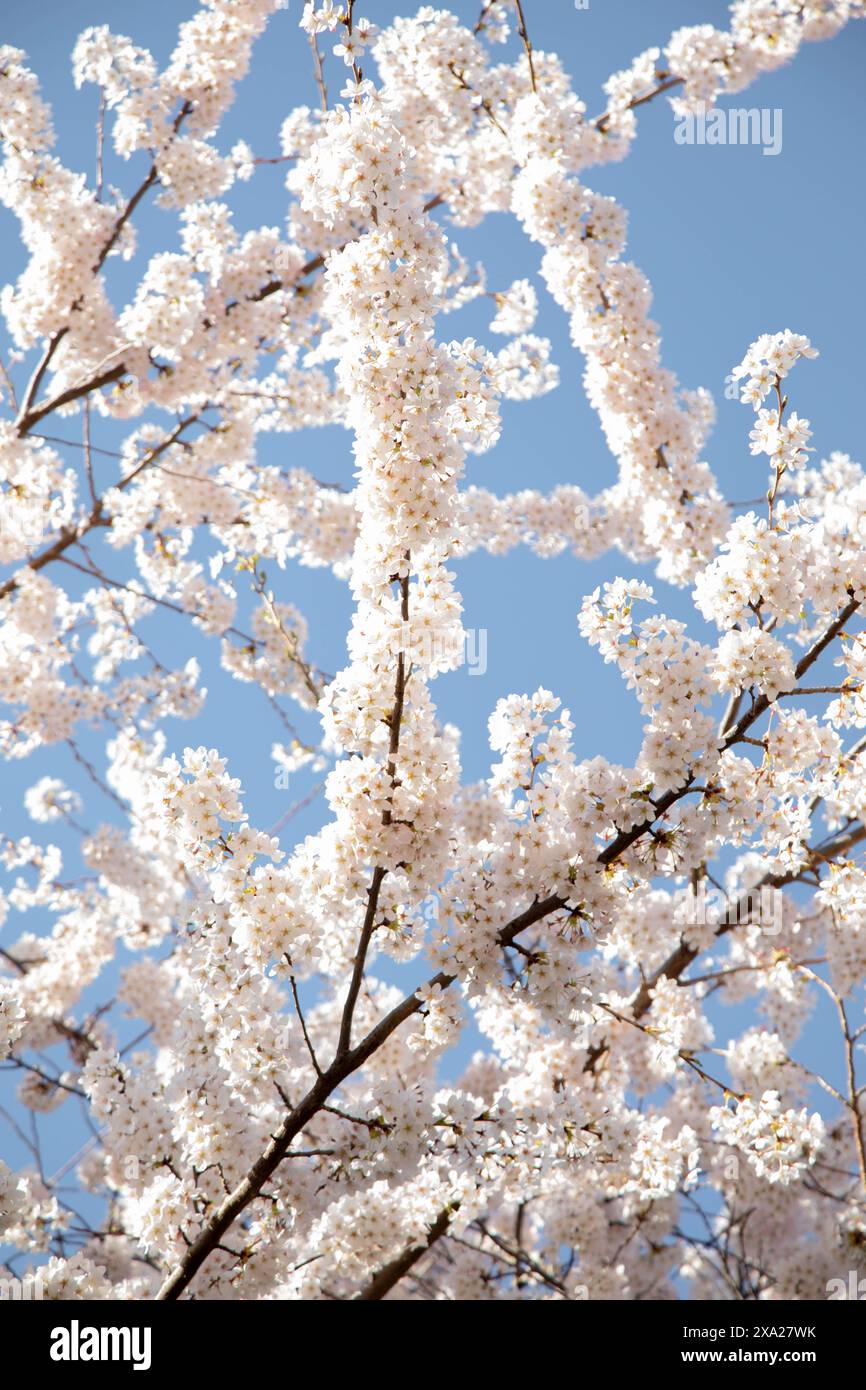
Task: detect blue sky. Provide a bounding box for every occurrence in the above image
[1,0,865,1227]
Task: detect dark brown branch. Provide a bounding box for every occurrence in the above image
[155,966,452,1299]
[594,75,685,134]
[15,103,192,432]
[337,570,410,1057]
[18,361,126,438]
[512,0,537,93]
[354,1208,453,1300]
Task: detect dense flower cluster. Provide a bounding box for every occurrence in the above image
[0,0,864,1305]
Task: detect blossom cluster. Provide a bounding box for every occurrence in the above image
[0,0,863,1306]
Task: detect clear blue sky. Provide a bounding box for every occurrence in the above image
[1,0,865,1215]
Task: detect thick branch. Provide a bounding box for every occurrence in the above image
[354,1208,453,1300]
[155,966,452,1300]
[337,569,411,1057]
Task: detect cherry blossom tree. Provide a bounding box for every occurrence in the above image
[1,0,866,1302]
